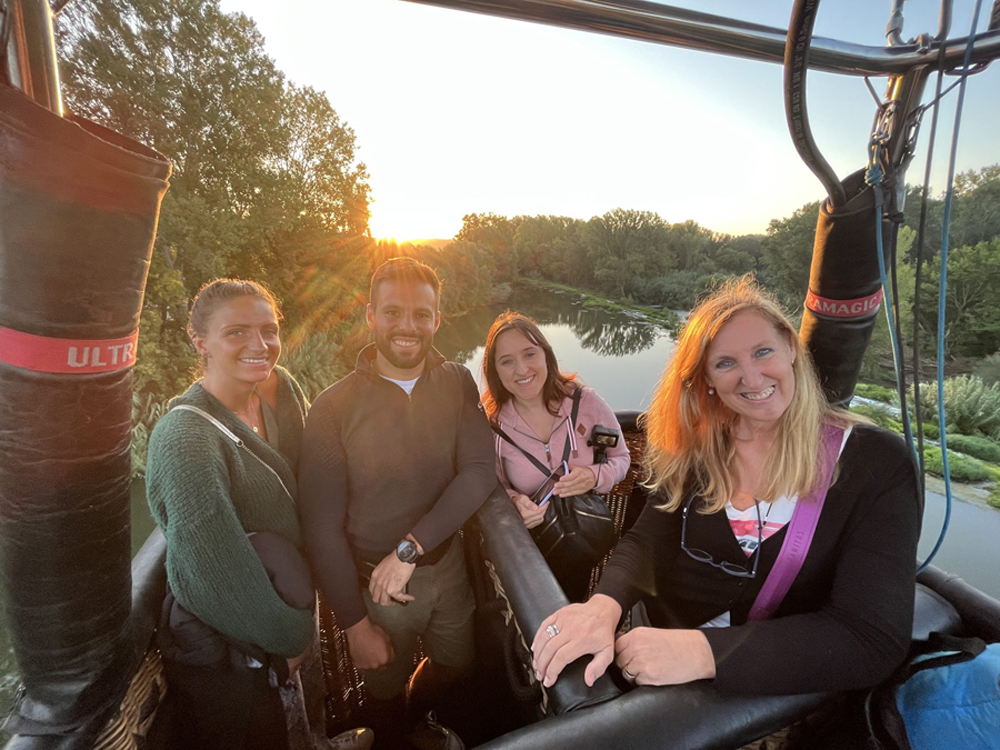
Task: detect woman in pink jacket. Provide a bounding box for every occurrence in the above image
[482,311,631,600]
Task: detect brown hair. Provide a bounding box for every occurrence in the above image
[481,311,578,419]
[369,257,442,309]
[187,278,282,339]
[643,275,862,513]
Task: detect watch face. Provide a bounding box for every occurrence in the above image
[397,540,418,563]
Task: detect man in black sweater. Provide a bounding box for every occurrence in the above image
[299,258,496,749]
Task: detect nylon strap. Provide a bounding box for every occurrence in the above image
[747,424,845,621]
[492,387,583,478]
[0,324,138,374]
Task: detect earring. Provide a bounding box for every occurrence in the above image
[708,386,715,395]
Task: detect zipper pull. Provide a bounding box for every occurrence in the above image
[544,443,552,462]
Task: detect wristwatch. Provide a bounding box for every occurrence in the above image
[396,539,419,564]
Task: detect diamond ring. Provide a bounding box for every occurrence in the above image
[545,624,560,639]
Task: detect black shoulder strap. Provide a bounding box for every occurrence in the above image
[493,387,584,476]
[491,423,551,476]
[896,632,986,682]
[865,631,987,750]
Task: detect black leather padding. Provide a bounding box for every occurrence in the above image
[911,582,963,642]
[918,565,1000,642]
[474,584,968,750]
[799,168,885,407]
[474,485,621,714]
[128,530,168,668]
[476,681,829,750]
[0,84,170,747]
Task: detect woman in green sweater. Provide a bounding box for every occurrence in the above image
[146,279,369,750]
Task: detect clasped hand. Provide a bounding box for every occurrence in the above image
[512,466,597,530]
[369,550,416,606]
[553,466,597,498]
[345,616,394,671]
[531,595,717,688]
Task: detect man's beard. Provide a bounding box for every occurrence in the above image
[374,330,432,371]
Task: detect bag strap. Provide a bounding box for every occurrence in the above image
[896,632,987,681]
[747,424,844,621]
[865,632,988,750]
[491,423,551,476]
[171,404,294,504]
[493,387,585,477]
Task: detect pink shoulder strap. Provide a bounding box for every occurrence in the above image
[747,424,845,621]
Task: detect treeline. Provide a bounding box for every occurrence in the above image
[58,0,1000,416]
[455,211,766,311]
[451,165,1000,381]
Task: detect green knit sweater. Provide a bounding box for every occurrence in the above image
[146,366,314,657]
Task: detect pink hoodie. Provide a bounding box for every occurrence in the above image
[493,387,631,499]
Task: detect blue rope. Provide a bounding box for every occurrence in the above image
[866,130,917,459]
[917,0,985,574]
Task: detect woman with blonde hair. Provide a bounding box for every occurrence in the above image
[531,276,920,697]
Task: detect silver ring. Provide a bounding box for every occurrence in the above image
[545,624,560,639]
[622,666,636,682]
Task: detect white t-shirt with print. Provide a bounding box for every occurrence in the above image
[700,428,852,629]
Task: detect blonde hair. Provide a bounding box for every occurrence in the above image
[644,275,862,514]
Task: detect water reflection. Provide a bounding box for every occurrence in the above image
[435,288,666,362]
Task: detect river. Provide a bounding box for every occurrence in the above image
[1,286,998,721]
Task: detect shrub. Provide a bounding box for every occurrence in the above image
[131,392,170,479]
[918,422,940,440]
[989,485,1000,510]
[850,402,897,431]
[282,331,350,402]
[943,434,1000,464]
[854,383,899,405]
[918,376,1000,439]
[922,447,994,483]
[974,352,1000,387]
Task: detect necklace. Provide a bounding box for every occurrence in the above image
[237,392,261,434]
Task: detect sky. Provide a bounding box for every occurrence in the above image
[218,0,999,241]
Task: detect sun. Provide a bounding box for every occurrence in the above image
[369,205,459,247]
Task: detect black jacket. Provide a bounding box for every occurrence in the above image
[158,531,314,673]
[594,425,920,696]
[298,345,496,629]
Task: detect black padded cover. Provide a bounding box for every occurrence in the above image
[0,85,170,748]
[475,486,621,715]
[799,169,886,406]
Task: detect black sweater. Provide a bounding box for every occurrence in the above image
[594,425,920,696]
[298,345,496,629]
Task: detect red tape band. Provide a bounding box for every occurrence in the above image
[0,325,138,374]
[805,289,883,319]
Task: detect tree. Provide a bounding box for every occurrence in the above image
[665,220,719,272]
[456,213,520,279]
[919,238,1000,358]
[950,165,1000,252]
[513,216,588,285]
[57,0,371,397]
[583,209,673,299]
[761,202,820,305]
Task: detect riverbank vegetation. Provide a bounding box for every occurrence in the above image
[57,0,1000,495]
[850,376,1000,503]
